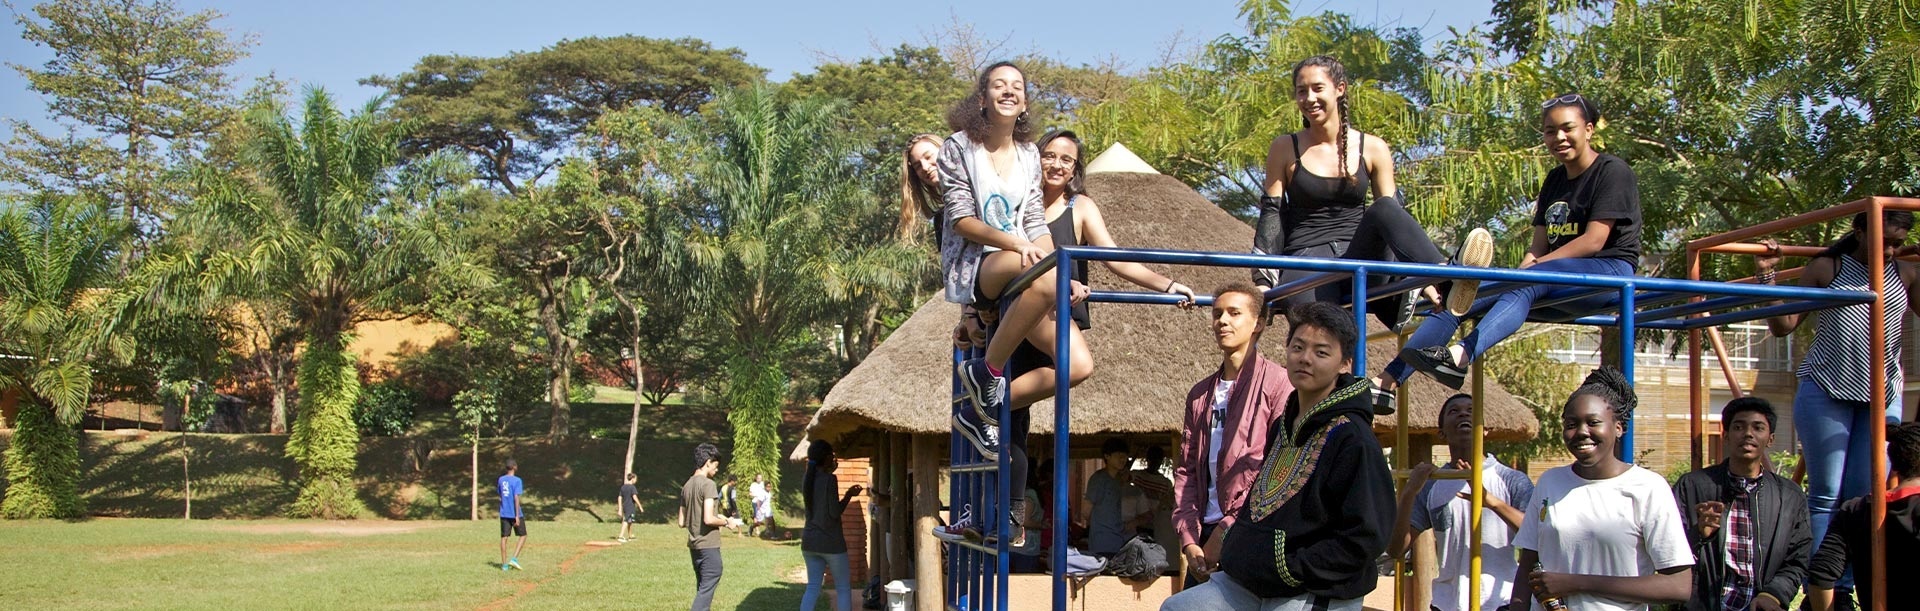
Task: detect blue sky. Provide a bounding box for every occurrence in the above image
[2,0,1493,133]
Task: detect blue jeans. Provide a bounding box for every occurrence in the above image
[1794,376,1902,591]
[1386,257,1635,382]
[801,551,852,611]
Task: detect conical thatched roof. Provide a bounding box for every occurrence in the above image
[807,169,1537,455]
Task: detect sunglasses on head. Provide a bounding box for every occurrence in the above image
[1541,93,1587,109]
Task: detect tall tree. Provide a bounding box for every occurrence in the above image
[371,36,762,437]
[366,35,764,195]
[2,0,250,239]
[663,83,924,484]
[174,88,462,518]
[0,194,134,519]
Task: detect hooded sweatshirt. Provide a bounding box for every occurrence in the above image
[1219,375,1395,600]
[1808,485,1920,611]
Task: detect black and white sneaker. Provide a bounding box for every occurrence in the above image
[1369,382,1398,416]
[1399,345,1467,390]
[957,357,1007,426]
[952,409,1000,460]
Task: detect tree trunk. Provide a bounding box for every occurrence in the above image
[0,402,84,519]
[286,334,367,519]
[622,333,645,476]
[269,380,289,434]
[538,279,573,441]
[912,435,941,611]
[723,353,784,486]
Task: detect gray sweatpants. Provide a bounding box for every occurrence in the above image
[690,547,723,610]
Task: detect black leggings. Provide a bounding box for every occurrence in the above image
[1344,196,1447,265]
[1303,197,1447,325]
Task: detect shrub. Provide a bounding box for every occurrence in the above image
[354,381,419,437]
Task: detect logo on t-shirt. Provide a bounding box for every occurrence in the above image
[983,192,1015,234]
[1544,200,1576,239]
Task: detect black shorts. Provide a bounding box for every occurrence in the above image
[622,512,639,524]
[500,517,526,537]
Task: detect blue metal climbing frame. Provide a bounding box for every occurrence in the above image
[941,244,1874,611]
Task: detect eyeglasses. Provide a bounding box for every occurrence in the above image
[1040,152,1078,166]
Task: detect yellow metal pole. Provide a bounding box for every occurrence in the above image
[1468,360,1486,611]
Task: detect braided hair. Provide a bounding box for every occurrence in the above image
[1568,367,1637,425]
[1291,55,1354,188]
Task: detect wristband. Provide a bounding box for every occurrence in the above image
[1165,279,1177,293]
[1758,270,1777,285]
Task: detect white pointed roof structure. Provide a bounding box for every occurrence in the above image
[1084,142,1159,175]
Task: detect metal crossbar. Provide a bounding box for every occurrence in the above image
[953,243,1875,611]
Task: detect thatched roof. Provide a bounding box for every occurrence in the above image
[807,166,1537,456]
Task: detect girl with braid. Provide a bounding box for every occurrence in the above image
[1250,55,1493,414]
[1511,368,1694,611]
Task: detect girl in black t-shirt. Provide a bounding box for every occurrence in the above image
[1379,93,1642,392]
[1251,55,1495,352]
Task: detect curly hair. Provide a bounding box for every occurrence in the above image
[946,61,1035,143]
[1213,282,1271,321]
[1292,55,1355,188]
[1568,367,1636,425]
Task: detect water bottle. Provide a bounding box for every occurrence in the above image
[1531,561,1568,611]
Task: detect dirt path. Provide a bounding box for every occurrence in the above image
[213,521,456,536]
[474,541,609,611]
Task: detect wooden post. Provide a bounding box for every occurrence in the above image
[870,435,891,584]
[1406,435,1437,611]
[889,432,912,582]
[913,434,942,611]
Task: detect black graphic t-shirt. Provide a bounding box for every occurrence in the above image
[1530,153,1641,266]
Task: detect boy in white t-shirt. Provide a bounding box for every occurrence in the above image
[1511,368,1693,611]
[1392,393,1535,611]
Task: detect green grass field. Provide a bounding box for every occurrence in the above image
[1,519,818,610]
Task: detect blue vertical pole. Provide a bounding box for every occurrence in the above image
[1619,285,1636,460]
[1353,268,1368,376]
[998,332,1010,611]
[1052,251,1075,611]
[949,348,963,608]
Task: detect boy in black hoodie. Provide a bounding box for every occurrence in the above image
[1161,302,1395,611]
[1806,421,1920,611]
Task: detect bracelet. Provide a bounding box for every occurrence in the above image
[1164,279,1178,293]
[1758,270,1777,285]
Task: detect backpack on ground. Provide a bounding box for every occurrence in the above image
[1104,534,1169,584]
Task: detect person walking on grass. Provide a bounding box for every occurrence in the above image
[748,473,772,538]
[680,443,741,611]
[498,459,527,571]
[801,441,864,611]
[617,472,643,543]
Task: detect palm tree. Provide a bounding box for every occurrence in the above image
[177,88,457,518]
[673,84,925,483]
[0,194,133,519]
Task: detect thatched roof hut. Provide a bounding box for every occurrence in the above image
[807,147,1537,457]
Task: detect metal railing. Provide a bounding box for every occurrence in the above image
[947,240,1876,611]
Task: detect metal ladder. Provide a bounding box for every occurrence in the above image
[944,344,1011,611]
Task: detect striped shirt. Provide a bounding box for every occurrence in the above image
[1798,254,1905,402]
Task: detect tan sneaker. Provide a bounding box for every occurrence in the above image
[1446,228,1495,316]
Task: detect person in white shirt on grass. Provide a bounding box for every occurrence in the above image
[1511,368,1694,611]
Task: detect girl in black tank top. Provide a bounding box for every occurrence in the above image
[1251,55,1493,333]
[1036,130,1195,328]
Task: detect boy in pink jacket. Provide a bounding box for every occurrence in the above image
[1174,283,1293,587]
